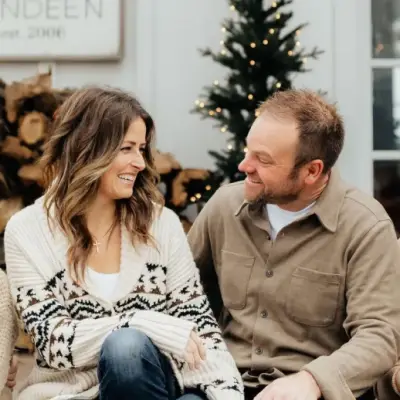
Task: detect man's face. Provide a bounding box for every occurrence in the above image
[238,113,305,205]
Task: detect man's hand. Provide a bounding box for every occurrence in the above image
[6,355,18,390]
[255,371,321,400]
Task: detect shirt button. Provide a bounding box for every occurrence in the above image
[260,310,268,318]
[266,269,273,277]
[255,347,263,355]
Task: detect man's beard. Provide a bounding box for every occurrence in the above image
[250,186,301,208]
[248,168,302,207]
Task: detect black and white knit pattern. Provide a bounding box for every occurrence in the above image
[5,198,244,400]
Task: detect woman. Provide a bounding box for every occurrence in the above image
[4,87,244,400]
[0,268,18,400]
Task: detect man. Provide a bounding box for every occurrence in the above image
[187,89,400,400]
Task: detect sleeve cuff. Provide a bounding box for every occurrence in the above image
[374,365,400,400]
[302,356,354,400]
[207,388,244,400]
[394,367,400,395]
[130,310,196,358]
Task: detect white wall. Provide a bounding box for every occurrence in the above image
[0,0,343,175]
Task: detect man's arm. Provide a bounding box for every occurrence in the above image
[302,219,400,400]
[187,196,224,320]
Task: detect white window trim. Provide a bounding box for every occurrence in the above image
[371,59,400,68]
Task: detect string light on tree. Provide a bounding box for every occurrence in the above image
[221,125,228,132]
[288,50,293,56]
[275,13,281,19]
[244,147,248,153]
[250,42,256,48]
[269,28,275,34]
[248,94,254,100]
[272,2,277,7]
[199,102,205,108]
[276,82,282,88]
[214,80,219,85]
[221,49,227,55]
[227,144,233,150]
[263,39,269,45]
[216,107,222,113]
[230,4,236,11]
[205,185,212,191]
[250,60,255,66]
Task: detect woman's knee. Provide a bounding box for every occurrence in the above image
[99,328,156,371]
[98,328,173,396]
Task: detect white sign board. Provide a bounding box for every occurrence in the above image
[0,0,123,61]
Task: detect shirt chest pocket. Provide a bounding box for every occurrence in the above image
[285,267,342,327]
[219,250,255,310]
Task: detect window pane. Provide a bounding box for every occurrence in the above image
[372,0,400,58]
[373,68,400,150]
[374,161,400,235]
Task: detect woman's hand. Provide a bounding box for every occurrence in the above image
[184,330,206,370]
[6,355,18,390]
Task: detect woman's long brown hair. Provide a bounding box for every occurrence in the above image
[41,86,164,280]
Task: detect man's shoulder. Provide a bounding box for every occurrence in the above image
[342,184,391,224]
[209,181,245,211]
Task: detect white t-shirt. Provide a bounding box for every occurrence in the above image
[266,202,315,240]
[86,268,120,301]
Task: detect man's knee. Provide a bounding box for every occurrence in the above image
[99,328,156,376]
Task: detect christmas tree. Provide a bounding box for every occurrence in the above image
[192,0,322,194]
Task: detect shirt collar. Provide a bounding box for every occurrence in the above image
[234,168,346,233]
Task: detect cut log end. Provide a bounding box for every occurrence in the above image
[154,150,182,174]
[171,169,209,207]
[5,72,52,123]
[18,163,44,186]
[0,197,23,232]
[18,111,47,145]
[1,136,33,160]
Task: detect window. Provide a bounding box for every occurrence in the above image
[371,0,400,234]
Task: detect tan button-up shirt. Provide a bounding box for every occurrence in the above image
[187,170,400,400]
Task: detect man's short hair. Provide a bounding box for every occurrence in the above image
[256,89,344,173]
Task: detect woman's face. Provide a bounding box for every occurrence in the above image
[98,117,147,201]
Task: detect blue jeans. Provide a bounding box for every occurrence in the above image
[98,328,207,400]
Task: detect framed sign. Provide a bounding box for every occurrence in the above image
[0,0,123,61]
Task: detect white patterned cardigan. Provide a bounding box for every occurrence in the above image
[4,197,244,400]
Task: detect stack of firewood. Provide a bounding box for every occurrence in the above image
[0,72,73,236]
